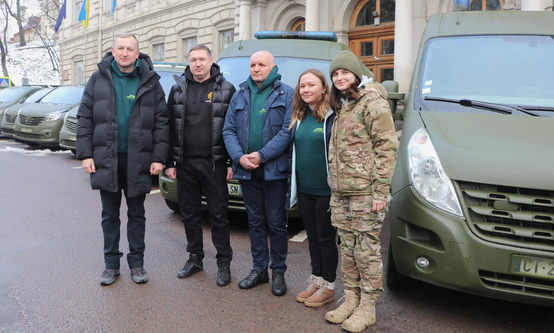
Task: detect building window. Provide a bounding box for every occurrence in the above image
[182,37,197,63]
[354,0,395,27]
[153,43,165,61]
[291,18,305,32]
[470,0,504,11]
[74,60,85,85]
[220,29,234,53]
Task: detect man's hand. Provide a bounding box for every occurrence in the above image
[82,158,96,174]
[246,152,262,165]
[165,167,177,180]
[239,155,259,170]
[150,162,164,176]
[226,167,233,181]
[372,199,386,213]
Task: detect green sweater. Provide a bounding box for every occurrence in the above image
[295,111,330,196]
[247,66,281,153]
[111,59,141,153]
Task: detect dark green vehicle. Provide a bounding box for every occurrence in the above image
[386,11,554,307]
[0,86,43,128]
[158,32,353,214]
[13,86,84,147]
[58,104,79,153]
[1,88,54,138]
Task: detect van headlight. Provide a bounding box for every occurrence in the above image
[45,109,69,121]
[408,128,463,217]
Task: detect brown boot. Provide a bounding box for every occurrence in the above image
[304,280,335,307]
[296,275,321,303]
[324,289,360,324]
[341,293,377,332]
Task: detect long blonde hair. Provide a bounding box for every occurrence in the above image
[290,69,331,129]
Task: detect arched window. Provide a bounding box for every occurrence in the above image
[291,18,305,32]
[352,0,395,28]
[470,0,504,11]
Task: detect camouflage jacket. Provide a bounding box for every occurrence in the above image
[328,83,399,200]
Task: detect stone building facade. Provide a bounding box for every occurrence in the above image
[58,0,553,92]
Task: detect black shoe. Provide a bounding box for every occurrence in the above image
[238,269,269,289]
[177,254,203,278]
[217,266,231,287]
[272,271,287,296]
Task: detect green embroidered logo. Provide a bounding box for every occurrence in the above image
[127,95,136,101]
[313,128,324,134]
[260,108,266,115]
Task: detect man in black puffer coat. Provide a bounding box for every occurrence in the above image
[165,44,236,287]
[77,33,169,286]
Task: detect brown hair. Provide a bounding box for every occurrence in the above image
[189,44,212,57]
[329,71,361,112]
[290,69,331,129]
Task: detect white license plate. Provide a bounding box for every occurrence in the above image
[20,127,33,133]
[69,135,77,141]
[511,255,554,281]
[6,123,13,128]
[227,183,242,196]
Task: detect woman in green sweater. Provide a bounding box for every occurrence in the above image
[286,69,338,308]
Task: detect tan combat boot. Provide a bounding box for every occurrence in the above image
[341,293,377,332]
[304,280,335,307]
[324,289,360,324]
[296,275,321,303]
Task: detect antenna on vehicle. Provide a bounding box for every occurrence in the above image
[238,24,248,50]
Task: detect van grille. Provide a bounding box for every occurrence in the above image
[15,132,41,139]
[459,181,554,250]
[479,270,554,299]
[66,117,77,133]
[20,116,44,126]
[5,114,17,123]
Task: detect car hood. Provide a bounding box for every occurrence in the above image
[18,103,73,116]
[420,112,554,191]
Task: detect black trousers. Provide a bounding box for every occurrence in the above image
[176,158,232,267]
[100,153,147,270]
[298,192,338,282]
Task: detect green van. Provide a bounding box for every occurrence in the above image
[1,88,54,138]
[386,11,554,307]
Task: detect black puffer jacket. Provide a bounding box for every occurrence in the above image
[76,52,169,197]
[166,63,236,166]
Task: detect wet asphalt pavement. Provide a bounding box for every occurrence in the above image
[0,137,553,333]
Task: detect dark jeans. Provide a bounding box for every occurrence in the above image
[298,192,338,282]
[176,158,232,267]
[100,153,147,270]
[240,167,288,273]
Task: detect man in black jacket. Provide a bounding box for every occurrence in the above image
[77,33,169,286]
[165,44,236,286]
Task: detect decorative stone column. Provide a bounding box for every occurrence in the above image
[239,0,252,40]
[305,0,320,31]
[393,0,413,92]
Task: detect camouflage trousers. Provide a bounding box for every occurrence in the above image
[330,193,387,304]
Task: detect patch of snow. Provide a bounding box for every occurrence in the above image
[6,42,61,87]
[0,146,71,156]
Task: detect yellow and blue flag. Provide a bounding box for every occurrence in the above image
[78,0,89,28]
[111,0,117,15]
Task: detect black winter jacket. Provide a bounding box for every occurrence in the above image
[166,63,236,166]
[76,52,169,197]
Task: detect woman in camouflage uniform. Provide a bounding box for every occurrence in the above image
[324,50,398,332]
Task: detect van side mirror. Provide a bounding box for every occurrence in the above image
[382,80,405,121]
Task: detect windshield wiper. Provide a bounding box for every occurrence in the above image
[517,105,554,112]
[424,96,541,117]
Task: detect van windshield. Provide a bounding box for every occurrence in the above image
[40,86,85,105]
[419,35,554,115]
[218,57,332,89]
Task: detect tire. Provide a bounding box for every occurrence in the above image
[386,236,411,290]
[165,199,181,213]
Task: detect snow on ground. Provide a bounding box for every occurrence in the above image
[0,146,72,157]
[5,41,61,87]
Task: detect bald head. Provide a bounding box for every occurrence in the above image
[250,51,276,87]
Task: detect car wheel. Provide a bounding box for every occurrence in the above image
[386,236,411,290]
[165,199,181,213]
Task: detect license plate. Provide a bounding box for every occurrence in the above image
[20,127,33,133]
[6,123,13,128]
[227,183,242,196]
[69,135,77,141]
[511,255,554,281]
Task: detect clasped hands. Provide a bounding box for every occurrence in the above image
[239,152,262,170]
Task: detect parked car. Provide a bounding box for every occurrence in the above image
[386,11,554,307]
[153,62,188,101]
[158,32,399,216]
[1,88,54,138]
[13,86,85,147]
[58,105,79,153]
[0,86,43,127]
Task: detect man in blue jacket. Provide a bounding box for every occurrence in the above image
[223,51,293,296]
